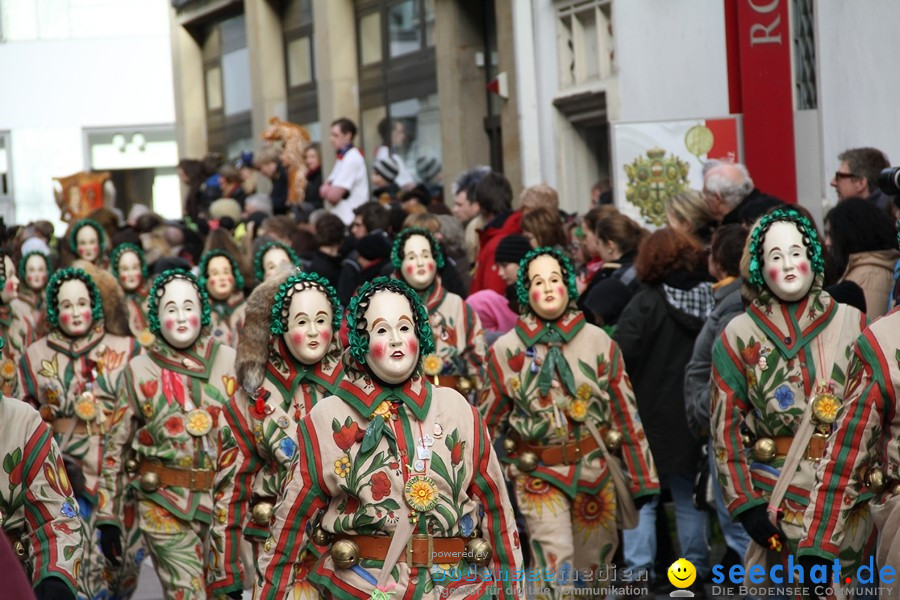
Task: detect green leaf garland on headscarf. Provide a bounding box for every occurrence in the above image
[746,206,825,290]
[147,269,212,337]
[110,243,148,281]
[45,268,104,329]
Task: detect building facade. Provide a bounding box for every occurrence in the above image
[0,0,179,228]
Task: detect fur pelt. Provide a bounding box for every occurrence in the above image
[261,117,310,207]
[72,259,130,337]
[236,271,291,395]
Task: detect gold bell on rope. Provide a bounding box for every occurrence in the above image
[311,525,333,547]
[252,502,274,526]
[752,438,776,463]
[517,451,539,472]
[330,539,360,569]
[139,471,160,493]
[867,470,886,494]
[502,438,517,454]
[603,429,624,452]
[465,538,493,567]
[458,377,473,395]
[124,459,139,475]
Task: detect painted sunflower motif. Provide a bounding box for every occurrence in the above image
[404,475,439,512]
[0,359,16,380]
[515,476,565,518]
[373,401,392,420]
[567,398,588,422]
[573,487,616,539]
[423,354,442,376]
[143,504,180,533]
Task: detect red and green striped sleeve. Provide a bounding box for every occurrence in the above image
[479,346,512,439]
[606,340,659,497]
[208,396,261,593]
[710,334,766,518]
[468,405,524,599]
[256,415,327,599]
[799,331,893,558]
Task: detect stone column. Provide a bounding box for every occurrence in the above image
[312,0,359,176]
[169,6,207,158]
[246,0,289,140]
[494,0,523,202]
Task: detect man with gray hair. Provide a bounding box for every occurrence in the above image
[451,165,491,263]
[703,161,783,225]
[831,147,891,211]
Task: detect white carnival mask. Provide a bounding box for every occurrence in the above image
[24,255,48,292]
[1,256,19,304]
[284,288,333,365]
[263,247,291,281]
[117,251,143,292]
[761,221,814,302]
[400,234,437,291]
[364,290,419,384]
[57,279,93,337]
[527,254,569,321]
[76,226,101,262]
[157,279,203,349]
[206,256,236,301]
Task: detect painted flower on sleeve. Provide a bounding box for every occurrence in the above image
[774,385,794,410]
[370,471,391,501]
[741,341,761,366]
[332,417,364,451]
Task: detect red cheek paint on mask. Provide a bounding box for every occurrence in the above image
[290,332,304,346]
[798,262,810,275]
[82,310,91,321]
[4,280,13,292]
[164,318,175,331]
[556,285,565,296]
[531,291,541,302]
[372,342,387,359]
[407,339,418,354]
[321,331,331,342]
[767,268,780,282]
[405,266,414,275]
[60,314,71,325]
[427,263,435,272]
[189,315,199,327]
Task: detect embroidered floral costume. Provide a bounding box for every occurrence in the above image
[209,272,344,597]
[0,377,84,598]
[96,270,237,599]
[199,250,246,348]
[19,268,142,600]
[256,278,523,600]
[710,209,875,579]
[480,247,658,595]
[111,243,151,339]
[0,252,37,398]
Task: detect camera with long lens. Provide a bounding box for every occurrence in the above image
[878,167,900,195]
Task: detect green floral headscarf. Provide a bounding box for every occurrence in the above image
[110,243,148,282]
[147,269,212,336]
[270,271,342,337]
[346,277,434,367]
[253,241,301,282]
[514,246,578,315]
[45,268,104,329]
[198,250,245,294]
[18,251,53,286]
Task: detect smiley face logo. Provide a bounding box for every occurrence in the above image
[668,558,696,589]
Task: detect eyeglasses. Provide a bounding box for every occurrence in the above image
[834,171,857,180]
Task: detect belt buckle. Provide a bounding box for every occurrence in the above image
[406,533,433,568]
[561,439,582,466]
[806,433,827,462]
[190,468,209,490]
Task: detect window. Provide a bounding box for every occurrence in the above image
[202,14,252,156]
[283,0,319,128]
[557,0,613,89]
[359,11,382,65]
[388,0,420,58]
[287,36,313,87]
[792,0,817,109]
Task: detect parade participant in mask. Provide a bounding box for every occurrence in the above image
[112,243,153,341]
[480,246,658,596]
[96,269,237,599]
[198,250,246,348]
[18,250,53,337]
[392,228,486,399]
[254,241,301,283]
[1,333,84,600]
[68,219,107,267]
[797,223,900,595]
[209,271,344,599]
[0,251,37,397]
[710,207,874,585]
[20,265,142,599]
[256,277,523,599]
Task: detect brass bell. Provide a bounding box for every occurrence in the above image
[14,539,26,557]
[868,470,886,494]
[139,471,160,493]
[741,434,753,448]
[330,539,360,569]
[458,377,473,395]
[752,438,776,463]
[464,538,493,567]
[124,459,139,474]
[603,429,624,452]
[517,451,539,472]
[252,502,274,526]
[311,525,333,547]
[502,438,517,454]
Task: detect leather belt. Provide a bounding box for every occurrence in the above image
[511,428,607,466]
[51,418,89,435]
[139,460,214,491]
[335,534,467,568]
[773,435,825,460]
